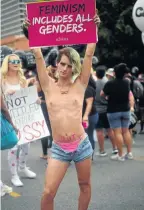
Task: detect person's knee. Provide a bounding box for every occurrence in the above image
[96,130,103,138]
[79,181,91,194]
[42,187,56,201]
[114,128,122,135]
[122,128,129,135]
[107,129,114,137]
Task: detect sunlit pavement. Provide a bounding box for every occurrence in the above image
[1,132,144,210]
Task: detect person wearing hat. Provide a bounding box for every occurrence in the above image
[1,46,13,66]
[106,68,115,80]
[92,56,99,71]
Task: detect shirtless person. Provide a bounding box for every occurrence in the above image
[23,13,100,210]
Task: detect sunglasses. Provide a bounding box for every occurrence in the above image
[8,60,21,64]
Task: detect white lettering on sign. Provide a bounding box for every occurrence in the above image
[32,14,92,35]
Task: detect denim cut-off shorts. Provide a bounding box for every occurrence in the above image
[107,111,130,129]
[50,136,93,163]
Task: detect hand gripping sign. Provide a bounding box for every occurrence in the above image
[26,0,97,48]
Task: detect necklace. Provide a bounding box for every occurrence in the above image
[57,83,71,94]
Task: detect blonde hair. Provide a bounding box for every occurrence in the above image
[57,47,82,77]
[1,54,27,87]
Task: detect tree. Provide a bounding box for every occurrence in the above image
[96,0,144,72]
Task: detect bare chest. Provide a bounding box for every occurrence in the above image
[45,83,84,111]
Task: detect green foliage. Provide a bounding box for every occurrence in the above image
[96,0,144,72]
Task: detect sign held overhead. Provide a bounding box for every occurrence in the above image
[26,0,97,47]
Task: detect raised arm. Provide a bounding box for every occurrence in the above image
[22,19,50,91]
[79,13,100,87]
[80,43,96,87]
[32,48,50,91]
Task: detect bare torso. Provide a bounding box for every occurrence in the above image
[44,77,86,143]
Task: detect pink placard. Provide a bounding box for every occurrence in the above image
[26,0,97,48]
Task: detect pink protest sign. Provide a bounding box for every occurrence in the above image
[26,0,97,48]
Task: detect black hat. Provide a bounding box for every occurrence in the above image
[25,51,36,70]
[41,47,54,56]
[45,48,59,67]
[1,45,13,65]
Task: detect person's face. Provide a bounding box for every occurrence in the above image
[8,55,21,72]
[57,55,73,79]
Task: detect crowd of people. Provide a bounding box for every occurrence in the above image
[1,12,144,210]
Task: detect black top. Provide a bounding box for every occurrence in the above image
[103,79,130,113]
[139,93,144,106]
[82,86,97,117]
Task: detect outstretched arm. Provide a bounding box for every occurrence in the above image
[79,14,100,87]
[22,20,50,91]
[32,48,50,91]
[80,43,96,87]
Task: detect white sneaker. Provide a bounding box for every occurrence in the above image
[110,154,125,161]
[0,190,6,197]
[125,152,133,160]
[11,175,23,187]
[18,167,36,178]
[0,184,12,197]
[96,151,108,157]
[132,139,135,144]
[112,149,118,155]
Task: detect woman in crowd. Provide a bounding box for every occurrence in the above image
[138,74,144,133]
[1,54,36,187]
[101,63,133,161]
[124,73,143,137]
[82,74,98,160]
[95,66,117,156]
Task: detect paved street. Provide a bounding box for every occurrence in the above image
[1,133,144,210]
